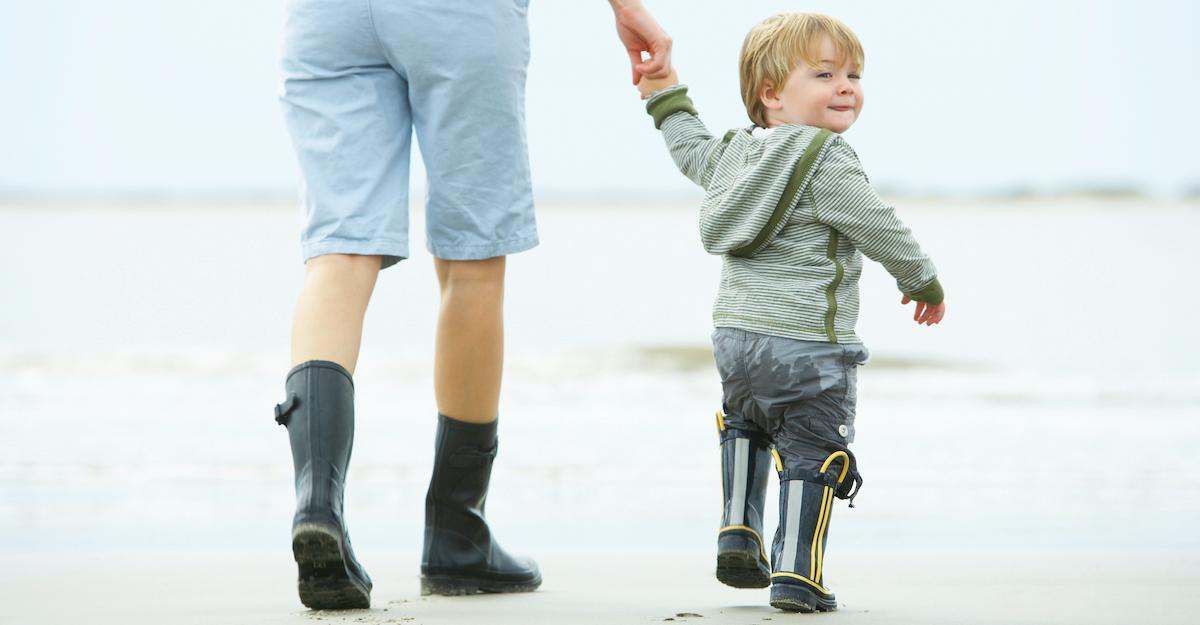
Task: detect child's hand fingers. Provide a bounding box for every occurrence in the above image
[923,304,945,326]
[913,302,926,322]
[901,295,911,305]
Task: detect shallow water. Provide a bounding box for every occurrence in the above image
[1,200,1197,559]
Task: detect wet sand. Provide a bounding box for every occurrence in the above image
[5,552,1198,625]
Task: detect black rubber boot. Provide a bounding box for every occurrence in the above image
[768,451,858,613]
[275,360,372,609]
[420,414,541,595]
[715,412,773,588]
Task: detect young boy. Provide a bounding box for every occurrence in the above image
[637,13,945,613]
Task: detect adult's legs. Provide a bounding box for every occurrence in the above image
[274,253,382,609]
[364,0,538,597]
[277,0,413,610]
[291,254,382,373]
[421,255,540,595]
[433,257,505,423]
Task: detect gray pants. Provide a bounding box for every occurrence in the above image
[712,328,869,478]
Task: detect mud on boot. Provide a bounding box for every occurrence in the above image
[276,360,373,609]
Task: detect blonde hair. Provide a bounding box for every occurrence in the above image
[739,13,865,127]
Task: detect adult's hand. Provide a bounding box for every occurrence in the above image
[609,0,672,85]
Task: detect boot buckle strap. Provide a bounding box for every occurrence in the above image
[780,466,864,507]
[838,473,863,508]
[274,393,299,426]
[448,444,498,467]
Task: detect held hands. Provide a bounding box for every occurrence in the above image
[610,0,673,85]
[901,295,945,326]
[637,68,679,99]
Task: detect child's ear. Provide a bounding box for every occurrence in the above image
[759,80,782,111]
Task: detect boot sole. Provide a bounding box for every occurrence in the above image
[769,583,836,613]
[715,550,770,588]
[420,572,542,596]
[292,523,371,609]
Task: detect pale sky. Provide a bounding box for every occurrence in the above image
[1,0,1197,198]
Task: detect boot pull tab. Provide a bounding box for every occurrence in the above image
[842,473,863,508]
[819,449,863,507]
[274,393,299,426]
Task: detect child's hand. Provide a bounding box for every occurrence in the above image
[637,68,679,100]
[901,295,945,326]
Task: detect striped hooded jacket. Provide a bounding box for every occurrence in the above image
[646,84,943,344]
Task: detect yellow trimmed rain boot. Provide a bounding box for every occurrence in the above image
[769,450,859,612]
[715,411,773,588]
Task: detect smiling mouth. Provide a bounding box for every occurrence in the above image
[829,106,854,112]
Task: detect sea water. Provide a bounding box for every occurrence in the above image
[1,200,1197,560]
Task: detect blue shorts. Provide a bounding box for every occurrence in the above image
[280,0,538,268]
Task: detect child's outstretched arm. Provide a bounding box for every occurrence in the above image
[810,136,945,321]
[642,77,728,189]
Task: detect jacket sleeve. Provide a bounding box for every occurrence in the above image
[645,85,727,188]
[810,137,944,304]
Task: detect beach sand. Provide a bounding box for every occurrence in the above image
[5,552,1199,625]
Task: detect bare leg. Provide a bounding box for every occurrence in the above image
[422,255,539,595]
[433,256,506,424]
[291,254,382,374]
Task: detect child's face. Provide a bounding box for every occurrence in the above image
[760,36,864,133]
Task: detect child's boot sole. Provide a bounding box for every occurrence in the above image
[715,551,770,588]
[769,581,837,613]
[715,531,770,588]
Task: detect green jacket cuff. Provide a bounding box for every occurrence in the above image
[646,85,698,129]
[905,278,944,305]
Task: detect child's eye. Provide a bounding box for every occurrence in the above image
[849,74,861,80]
[817,72,833,78]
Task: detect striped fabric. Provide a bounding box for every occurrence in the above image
[647,85,942,344]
